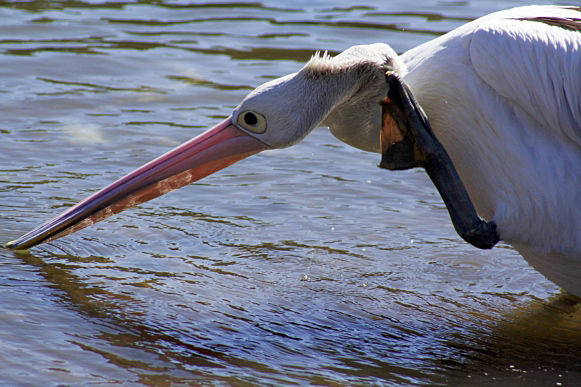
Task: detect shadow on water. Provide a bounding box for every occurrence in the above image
[7,242,581,386]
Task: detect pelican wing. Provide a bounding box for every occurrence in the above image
[469,10,581,147]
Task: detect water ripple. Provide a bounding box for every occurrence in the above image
[1,0,578,386]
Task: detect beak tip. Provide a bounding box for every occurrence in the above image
[5,237,33,251]
[5,239,22,250]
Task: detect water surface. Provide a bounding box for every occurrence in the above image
[1,1,581,386]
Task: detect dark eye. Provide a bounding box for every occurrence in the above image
[237,110,267,133]
[244,112,258,126]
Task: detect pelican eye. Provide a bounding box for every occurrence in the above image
[237,111,267,134]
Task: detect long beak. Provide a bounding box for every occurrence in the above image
[7,118,267,250]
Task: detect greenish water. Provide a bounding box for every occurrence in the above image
[1,1,580,386]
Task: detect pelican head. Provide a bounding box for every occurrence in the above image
[233,43,405,152]
[5,44,419,250]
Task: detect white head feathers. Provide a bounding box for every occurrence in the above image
[232,43,406,151]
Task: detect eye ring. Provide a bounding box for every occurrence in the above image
[237,110,267,134]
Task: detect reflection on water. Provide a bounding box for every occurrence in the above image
[1,0,580,386]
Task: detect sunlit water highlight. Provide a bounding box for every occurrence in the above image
[1,1,580,386]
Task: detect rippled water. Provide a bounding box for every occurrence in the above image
[1,1,581,386]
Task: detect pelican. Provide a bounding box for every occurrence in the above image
[7,6,581,296]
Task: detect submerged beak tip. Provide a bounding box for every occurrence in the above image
[5,239,27,251]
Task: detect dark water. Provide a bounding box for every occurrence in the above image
[1,1,581,386]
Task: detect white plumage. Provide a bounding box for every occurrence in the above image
[234,5,581,294]
[400,6,580,294]
[8,5,581,297]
